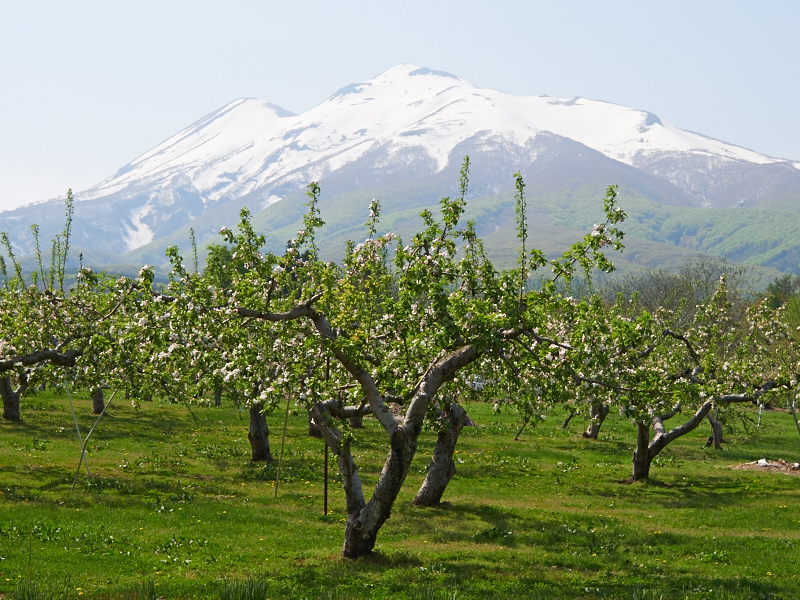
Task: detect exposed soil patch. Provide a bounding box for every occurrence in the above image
[731,458,800,476]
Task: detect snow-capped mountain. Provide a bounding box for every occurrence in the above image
[3,64,800,270]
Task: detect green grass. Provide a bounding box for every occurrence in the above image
[1,391,799,599]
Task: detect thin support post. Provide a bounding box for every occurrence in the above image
[67,378,90,477]
[274,393,292,498]
[72,389,118,490]
[514,417,529,441]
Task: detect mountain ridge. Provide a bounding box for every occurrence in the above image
[2,64,800,276]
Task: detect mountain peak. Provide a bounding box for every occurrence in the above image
[369,64,471,90]
[379,64,462,81]
[327,65,472,103]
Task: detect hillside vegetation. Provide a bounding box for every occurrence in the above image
[234,180,791,281]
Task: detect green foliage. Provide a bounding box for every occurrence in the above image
[189,227,199,275]
[764,273,800,308]
[1,230,24,285]
[0,189,75,292]
[234,175,799,285]
[603,255,755,328]
[783,296,800,339]
[548,185,625,287]
[58,189,74,292]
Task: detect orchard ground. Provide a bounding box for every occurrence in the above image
[1,391,799,599]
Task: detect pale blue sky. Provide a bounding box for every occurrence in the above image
[1,0,798,212]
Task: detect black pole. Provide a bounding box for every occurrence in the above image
[324,355,330,515]
[323,441,328,515]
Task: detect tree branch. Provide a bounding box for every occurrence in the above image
[0,348,82,373]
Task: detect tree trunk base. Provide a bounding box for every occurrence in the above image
[631,422,652,481]
[92,387,105,415]
[704,413,725,448]
[618,476,645,485]
[341,517,378,558]
[248,403,274,462]
[2,376,21,421]
[582,403,609,439]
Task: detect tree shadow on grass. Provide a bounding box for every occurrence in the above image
[403,501,521,547]
[5,406,192,447]
[605,473,771,511]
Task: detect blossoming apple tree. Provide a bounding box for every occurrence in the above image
[136,157,628,557]
[526,279,798,482]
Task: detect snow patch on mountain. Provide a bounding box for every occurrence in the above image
[123,203,155,251]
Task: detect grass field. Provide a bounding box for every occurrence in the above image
[1,390,799,599]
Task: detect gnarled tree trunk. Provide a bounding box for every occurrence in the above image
[2,375,21,421]
[92,387,105,415]
[631,421,652,481]
[413,401,467,506]
[340,422,416,558]
[310,343,482,559]
[248,402,274,462]
[339,348,480,558]
[705,412,724,449]
[307,408,323,438]
[582,401,609,439]
[630,400,715,482]
[629,388,779,482]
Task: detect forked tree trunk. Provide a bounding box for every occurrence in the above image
[299,307,484,559]
[248,402,274,462]
[629,400,720,482]
[341,423,415,558]
[413,402,467,506]
[335,354,479,558]
[92,387,105,415]
[582,402,610,439]
[1,376,21,421]
[312,347,480,558]
[348,414,364,428]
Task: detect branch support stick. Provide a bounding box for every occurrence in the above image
[72,389,118,490]
[274,393,292,498]
[67,377,90,477]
